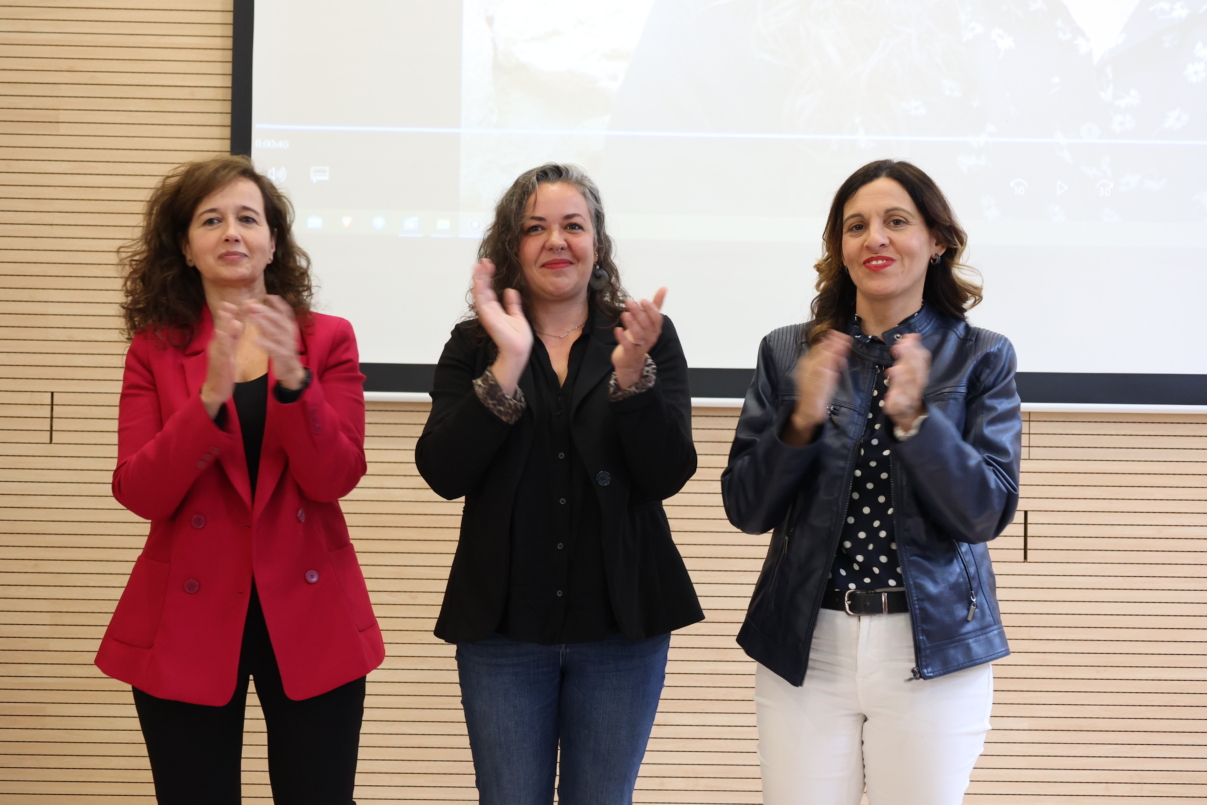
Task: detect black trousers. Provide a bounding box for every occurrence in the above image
[132,586,365,804]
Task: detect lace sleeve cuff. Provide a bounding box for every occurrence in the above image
[608,355,657,402]
[473,367,526,424]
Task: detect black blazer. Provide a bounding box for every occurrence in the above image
[416,315,704,643]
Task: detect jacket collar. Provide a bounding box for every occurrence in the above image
[848,303,939,361]
[572,308,617,417]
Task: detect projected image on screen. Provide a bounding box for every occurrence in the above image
[251,0,1206,381]
[464,0,1205,224]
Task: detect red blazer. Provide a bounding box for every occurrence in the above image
[95,308,385,706]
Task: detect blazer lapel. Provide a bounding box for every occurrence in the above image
[571,323,616,417]
[254,324,310,519]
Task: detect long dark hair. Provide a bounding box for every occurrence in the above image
[809,159,982,345]
[120,154,313,345]
[466,163,627,343]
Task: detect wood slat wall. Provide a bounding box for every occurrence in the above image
[1,2,1204,802]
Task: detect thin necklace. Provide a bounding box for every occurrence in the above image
[534,319,586,339]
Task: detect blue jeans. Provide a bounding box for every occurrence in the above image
[455,632,671,805]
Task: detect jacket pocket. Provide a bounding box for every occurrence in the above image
[329,543,378,632]
[923,387,968,432]
[108,555,171,648]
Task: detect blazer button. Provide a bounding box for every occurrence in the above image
[184,579,200,594]
[191,514,206,529]
[595,471,611,487]
[296,508,306,523]
[305,570,320,584]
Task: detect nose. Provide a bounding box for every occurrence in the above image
[546,227,566,250]
[865,220,889,249]
[221,219,243,242]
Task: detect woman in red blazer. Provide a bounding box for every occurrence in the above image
[95,155,383,804]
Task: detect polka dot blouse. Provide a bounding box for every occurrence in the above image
[829,365,903,591]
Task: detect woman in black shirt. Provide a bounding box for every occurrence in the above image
[415,163,703,804]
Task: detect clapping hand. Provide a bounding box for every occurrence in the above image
[200,301,243,419]
[472,259,532,396]
[783,330,852,446]
[883,333,930,430]
[612,287,667,389]
[244,295,305,390]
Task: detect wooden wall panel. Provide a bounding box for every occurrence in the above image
[2,1,1206,802]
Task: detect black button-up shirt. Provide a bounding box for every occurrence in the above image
[500,333,618,644]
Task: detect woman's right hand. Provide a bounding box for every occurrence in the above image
[781,330,852,446]
[472,258,532,396]
[199,301,243,419]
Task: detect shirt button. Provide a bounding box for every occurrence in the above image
[894,334,902,340]
[556,590,563,597]
[183,579,200,594]
[596,471,611,487]
[296,508,306,523]
[558,452,565,459]
[557,543,564,550]
[305,570,319,584]
[191,515,205,529]
[559,497,566,505]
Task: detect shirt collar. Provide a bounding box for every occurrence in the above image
[849,303,935,345]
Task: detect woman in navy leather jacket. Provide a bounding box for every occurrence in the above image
[722,160,1022,805]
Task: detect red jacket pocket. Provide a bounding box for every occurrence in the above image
[108,555,171,648]
[328,543,377,632]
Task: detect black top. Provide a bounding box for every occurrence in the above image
[233,374,269,497]
[228,373,307,498]
[501,333,618,644]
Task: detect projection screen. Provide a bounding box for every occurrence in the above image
[240,0,1207,405]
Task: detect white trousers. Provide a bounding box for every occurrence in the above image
[755,609,993,805]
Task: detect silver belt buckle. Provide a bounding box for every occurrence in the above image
[843,590,890,615]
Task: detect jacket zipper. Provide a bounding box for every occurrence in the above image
[890,439,925,682]
[955,543,978,621]
[801,367,880,651]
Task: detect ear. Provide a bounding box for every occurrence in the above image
[268,230,277,265]
[180,235,194,267]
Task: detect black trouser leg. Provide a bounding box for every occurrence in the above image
[253,665,365,804]
[133,585,366,804]
[132,680,248,804]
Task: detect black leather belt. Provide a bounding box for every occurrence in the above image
[821,588,909,615]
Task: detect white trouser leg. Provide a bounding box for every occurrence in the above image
[859,611,993,805]
[755,609,993,805]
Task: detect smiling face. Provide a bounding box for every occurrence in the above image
[181,177,276,295]
[517,182,596,309]
[841,177,943,312]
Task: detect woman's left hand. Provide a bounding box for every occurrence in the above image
[884,333,931,431]
[612,287,667,389]
[244,295,306,389]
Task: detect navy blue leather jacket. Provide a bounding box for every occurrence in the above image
[722,306,1021,684]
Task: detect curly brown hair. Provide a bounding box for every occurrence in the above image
[120,154,313,345]
[466,163,627,344]
[809,159,982,345]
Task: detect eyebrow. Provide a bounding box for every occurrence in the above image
[842,206,914,224]
[195,205,262,218]
[523,213,586,222]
